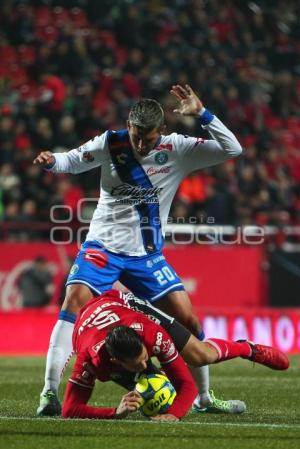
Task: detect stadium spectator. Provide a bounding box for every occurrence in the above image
[17,255,53,308]
[0,1,299,230]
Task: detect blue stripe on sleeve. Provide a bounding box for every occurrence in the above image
[198,108,214,126]
[59,310,77,324]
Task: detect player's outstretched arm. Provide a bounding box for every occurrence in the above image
[33,133,106,174]
[62,381,141,419]
[170,84,242,166]
[33,151,55,166]
[170,84,203,116]
[115,391,143,419]
[62,358,142,420]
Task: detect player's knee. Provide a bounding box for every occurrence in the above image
[179,313,201,336]
[62,284,93,314]
[189,345,211,366]
[181,336,210,366]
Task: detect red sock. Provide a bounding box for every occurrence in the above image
[206,338,252,362]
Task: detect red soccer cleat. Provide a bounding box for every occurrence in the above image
[246,342,289,370]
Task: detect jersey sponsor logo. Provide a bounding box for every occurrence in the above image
[130,322,144,331]
[77,143,88,152]
[84,249,108,269]
[82,151,95,162]
[69,264,79,275]
[152,331,164,354]
[155,332,163,345]
[155,152,168,165]
[111,183,163,205]
[194,137,205,146]
[146,166,171,176]
[146,255,165,268]
[155,143,173,152]
[111,184,162,198]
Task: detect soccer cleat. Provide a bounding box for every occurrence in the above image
[36,390,61,417]
[192,390,246,414]
[243,341,289,370]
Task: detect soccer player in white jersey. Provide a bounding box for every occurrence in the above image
[34,85,244,416]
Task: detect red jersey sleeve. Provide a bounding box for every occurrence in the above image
[147,324,179,365]
[162,354,197,419]
[62,382,117,419]
[62,351,117,419]
[145,324,197,419]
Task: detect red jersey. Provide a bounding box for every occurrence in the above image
[62,289,197,420]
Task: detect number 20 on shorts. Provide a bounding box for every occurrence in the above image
[153,267,176,286]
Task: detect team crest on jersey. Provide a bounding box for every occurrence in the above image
[155,152,168,165]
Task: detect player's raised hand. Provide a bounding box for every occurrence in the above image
[170,84,203,116]
[115,391,143,419]
[33,150,55,166]
[150,413,179,422]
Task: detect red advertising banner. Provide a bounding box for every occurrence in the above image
[164,244,268,307]
[0,307,300,354]
[2,242,298,354]
[198,308,300,354]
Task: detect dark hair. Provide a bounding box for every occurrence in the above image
[128,98,164,130]
[105,326,143,360]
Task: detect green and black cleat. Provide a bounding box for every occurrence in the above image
[37,390,61,417]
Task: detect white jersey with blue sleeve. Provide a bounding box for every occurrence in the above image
[48,111,242,256]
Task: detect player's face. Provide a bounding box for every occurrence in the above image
[116,345,149,373]
[127,123,161,156]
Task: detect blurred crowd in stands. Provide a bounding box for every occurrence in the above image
[1,0,300,240]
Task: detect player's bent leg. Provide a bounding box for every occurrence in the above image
[61,283,93,314]
[155,290,246,414]
[37,284,93,417]
[180,335,218,366]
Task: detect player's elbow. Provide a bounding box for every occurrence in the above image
[235,143,243,157]
[230,141,243,158]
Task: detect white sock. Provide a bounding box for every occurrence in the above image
[189,365,212,406]
[42,319,74,396]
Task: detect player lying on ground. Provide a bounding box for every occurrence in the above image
[34,84,244,416]
[61,290,289,422]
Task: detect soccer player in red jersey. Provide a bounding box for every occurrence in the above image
[62,290,289,421]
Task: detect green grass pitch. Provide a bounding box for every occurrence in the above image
[0,356,299,449]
